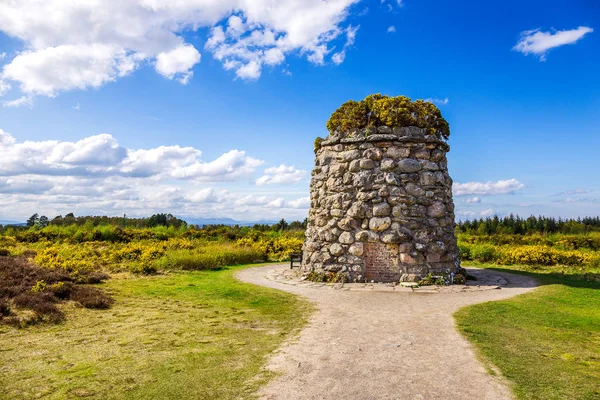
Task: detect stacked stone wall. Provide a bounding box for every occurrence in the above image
[301,126,460,282]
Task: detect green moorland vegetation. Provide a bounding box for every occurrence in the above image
[0,265,312,399]
[0,214,311,399]
[2,213,600,399]
[455,215,600,400]
[0,214,306,276]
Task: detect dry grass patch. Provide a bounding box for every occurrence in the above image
[0,264,312,400]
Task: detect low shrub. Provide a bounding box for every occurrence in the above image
[12,292,64,323]
[71,286,114,309]
[85,271,110,284]
[236,236,303,261]
[0,256,113,326]
[470,244,497,262]
[0,298,11,317]
[49,281,76,300]
[458,243,472,261]
[22,249,37,258]
[500,245,587,266]
[154,246,266,271]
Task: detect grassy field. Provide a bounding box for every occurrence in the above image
[0,264,312,400]
[455,265,600,400]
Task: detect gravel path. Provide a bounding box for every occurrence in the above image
[237,264,538,400]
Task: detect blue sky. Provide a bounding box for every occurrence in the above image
[0,0,598,222]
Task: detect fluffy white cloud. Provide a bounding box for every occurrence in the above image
[288,196,310,209]
[0,0,360,100]
[155,44,201,84]
[3,95,33,108]
[453,179,525,196]
[256,164,307,185]
[387,26,396,33]
[0,130,262,182]
[513,26,593,61]
[0,129,310,221]
[170,150,264,182]
[2,44,139,97]
[330,25,359,66]
[456,209,497,218]
[185,188,222,203]
[464,197,481,204]
[235,194,309,209]
[0,80,10,96]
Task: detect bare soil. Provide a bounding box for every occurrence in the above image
[237,264,538,400]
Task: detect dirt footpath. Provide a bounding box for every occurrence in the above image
[237,264,538,400]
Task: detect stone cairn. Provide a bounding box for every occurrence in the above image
[301,123,461,283]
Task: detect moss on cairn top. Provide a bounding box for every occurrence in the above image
[325,94,450,140]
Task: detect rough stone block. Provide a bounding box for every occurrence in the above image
[397,159,422,173]
[368,217,392,232]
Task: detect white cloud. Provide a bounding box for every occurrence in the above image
[0,129,263,182]
[331,52,346,65]
[387,26,396,33]
[464,197,481,204]
[288,196,310,209]
[456,209,497,218]
[155,44,201,84]
[330,25,359,66]
[227,15,246,38]
[480,209,495,217]
[553,189,590,196]
[235,194,309,210]
[453,179,525,196]
[256,164,307,185]
[513,26,593,61]
[0,80,10,96]
[3,95,33,108]
[382,0,403,11]
[0,0,361,100]
[424,97,449,105]
[170,150,264,182]
[186,188,221,203]
[0,52,6,60]
[0,179,311,222]
[268,198,286,208]
[0,129,310,221]
[2,44,139,97]
[236,60,262,80]
[73,102,80,111]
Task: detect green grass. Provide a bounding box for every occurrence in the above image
[455,264,600,400]
[0,264,312,400]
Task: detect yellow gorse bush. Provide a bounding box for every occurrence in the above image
[459,242,597,267]
[236,236,303,261]
[13,235,283,275]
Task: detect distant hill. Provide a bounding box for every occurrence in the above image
[184,217,278,227]
[0,220,26,226]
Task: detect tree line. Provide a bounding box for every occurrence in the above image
[23,213,188,229]
[8,214,308,233]
[457,214,600,235]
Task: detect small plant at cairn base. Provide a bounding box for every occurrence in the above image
[418,273,449,286]
[325,94,450,140]
[306,270,348,283]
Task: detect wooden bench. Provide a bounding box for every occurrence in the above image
[290,252,303,269]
